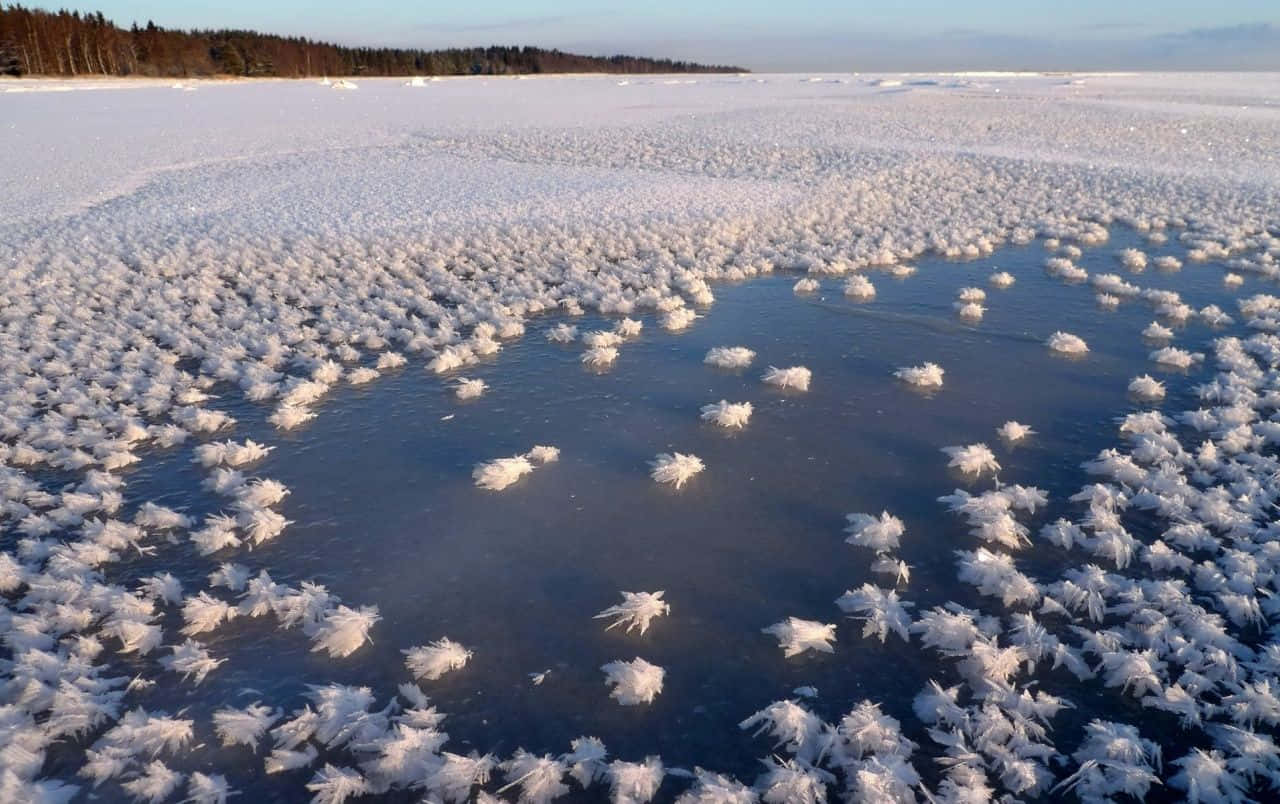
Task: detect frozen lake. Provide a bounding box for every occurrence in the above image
[4,74,1280,802]
[33,223,1266,800]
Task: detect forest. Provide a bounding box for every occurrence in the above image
[0,5,745,77]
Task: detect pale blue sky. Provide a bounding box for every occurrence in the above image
[55,1,1280,70]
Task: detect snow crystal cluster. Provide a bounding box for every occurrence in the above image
[699,400,753,428]
[763,365,812,391]
[894,362,944,389]
[472,446,561,491]
[649,452,705,490]
[703,346,755,369]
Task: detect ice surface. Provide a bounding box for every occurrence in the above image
[3,71,1280,802]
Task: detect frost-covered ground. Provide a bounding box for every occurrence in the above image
[3,73,1280,803]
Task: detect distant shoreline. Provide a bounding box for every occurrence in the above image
[0,73,756,94]
[0,7,745,78]
[0,72,747,82]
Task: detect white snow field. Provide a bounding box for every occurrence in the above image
[2,72,1280,802]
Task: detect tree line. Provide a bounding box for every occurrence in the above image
[0,5,745,78]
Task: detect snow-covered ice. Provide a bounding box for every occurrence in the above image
[3,70,1280,803]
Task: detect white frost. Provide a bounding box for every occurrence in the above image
[762,365,811,391]
[762,617,837,657]
[594,591,670,635]
[601,658,665,705]
[1047,331,1089,355]
[699,400,753,428]
[649,452,704,489]
[704,346,755,369]
[404,638,473,681]
[894,362,944,388]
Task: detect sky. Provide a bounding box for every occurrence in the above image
[55,1,1280,70]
